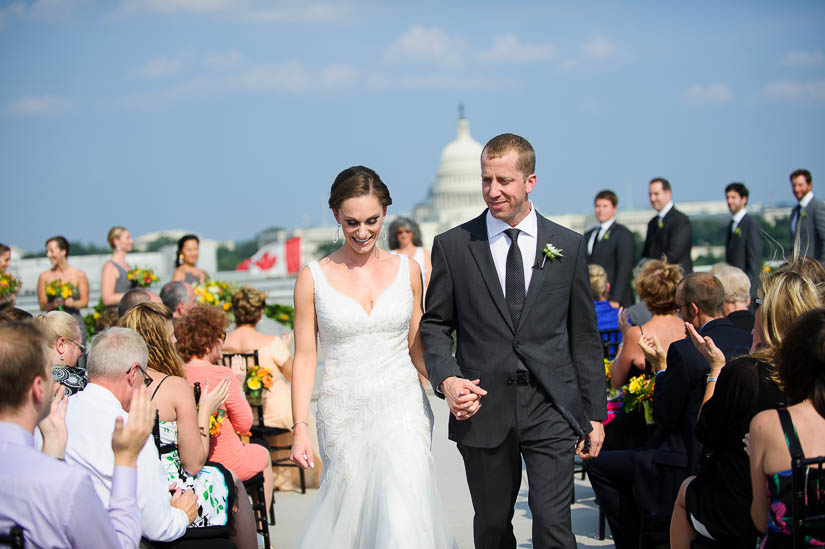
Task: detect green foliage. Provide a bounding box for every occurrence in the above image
[758,215,792,260]
[315,241,340,258]
[144,236,178,252]
[24,241,110,258]
[217,239,259,271]
[264,303,294,329]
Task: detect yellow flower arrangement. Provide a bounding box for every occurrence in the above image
[194,280,237,314]
[244,364,274,404]
[209,409,227,437]
[126,267,159,289]
[621,374,655,424]
[0,272,21,298]
[44,279,78,307]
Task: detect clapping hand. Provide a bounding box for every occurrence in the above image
[618,307,631,334]
[229,355,246,385]
[111,384,155,468]
[440,376,487,420]
[638,333,667,373]
[39,384,69,459]
[685,322,725,376]
[199,377,230,417]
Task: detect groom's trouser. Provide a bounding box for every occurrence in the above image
[457,381,578,549]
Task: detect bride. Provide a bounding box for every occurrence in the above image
[290,166,457,548]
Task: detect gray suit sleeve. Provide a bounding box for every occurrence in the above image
[815,201,825,264]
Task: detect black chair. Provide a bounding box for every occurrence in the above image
[222,351,306,495]
[0,525,24,549]
[599,328,622,361]
[791,453,825,549]
[242,471,270,549]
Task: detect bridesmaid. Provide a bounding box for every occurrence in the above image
[101,226,135,307]
[0,242,20,309]
[36,236,89,343]
[171,234,208,285]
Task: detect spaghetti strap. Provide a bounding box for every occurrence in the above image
[776,407,805,460]
[150,375,171,400]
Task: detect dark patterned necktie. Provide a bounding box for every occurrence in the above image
[504,228,525,327]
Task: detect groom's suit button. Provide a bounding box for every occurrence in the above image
[506,377,514,385]
[513,340,520,348]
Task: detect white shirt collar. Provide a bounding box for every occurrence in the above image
[486,201,538,240]
[731,208,747,224]
[597,216,616,233]
[800,191,814,208]
[658,201,674,218]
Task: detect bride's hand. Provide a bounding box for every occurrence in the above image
[290,425,314,469]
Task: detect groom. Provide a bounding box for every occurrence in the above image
[421,133,606,549]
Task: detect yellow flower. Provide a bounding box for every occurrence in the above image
[93,312,100,319]
[247,377,261,391]
[222,302,231,311]
[628,376,642,394]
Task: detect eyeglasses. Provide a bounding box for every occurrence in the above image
[129,363,153,388]
[66,338,86,355]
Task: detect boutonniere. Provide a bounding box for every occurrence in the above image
[536,243,563,269]
[802,210,807,219]
[735,227,742,238]
[601,230,610,241]
[657,219,664,229]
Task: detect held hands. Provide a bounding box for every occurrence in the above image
[199,377,231,418]
[290,425,315,470]
[168,482,199,525]
[686,322,725,375]
[577,421,605,459]
[229,355,246,385]
[111,384,155,468]
[441,377,487,420]
[39,384,69,459]
[638,333,667,373]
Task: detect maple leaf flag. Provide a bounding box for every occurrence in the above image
[236,237,301,275]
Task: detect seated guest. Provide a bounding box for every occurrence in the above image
[610,259,684,390]
[712,264,754,332]
[64,327,198,542]
[223,287,323,490]
[589,264,621,332]
[36,236,90,344]
[0,321,153,549]
[749,308,825,547]
[176,305,274,514]
[117,287,161,318]
[775,256,825,303]
[587,272,752,549]
[160,281,196,322]
[36,310,87,395]
[670,270,820,548]
[0,307,32,323]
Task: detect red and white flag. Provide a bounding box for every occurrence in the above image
[236,237,301,275]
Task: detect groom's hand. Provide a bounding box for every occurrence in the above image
[440,377,487,420]
[576,421,605,459]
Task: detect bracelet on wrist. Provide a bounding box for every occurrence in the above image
[706,375,718,383]
[292,421,308,430]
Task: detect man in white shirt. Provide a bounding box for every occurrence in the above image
[724,182,762,299]
[64,327,197,542]
[789,169,825,264]
[584,190,635,307]
[641,177,693,274]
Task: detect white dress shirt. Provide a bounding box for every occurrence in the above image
[65,383,188,542]
[657,201,674,220]
[730,208,747,232]
[588,216,616,255]
[486,203,537,298]
[792,191,814,234]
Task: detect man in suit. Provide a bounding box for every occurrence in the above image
[641,177,693,274]
[584,189,635,308]
[789,169,825,264]
[724,182,763,298]
[585,273,751,549]
[421,133,606,549]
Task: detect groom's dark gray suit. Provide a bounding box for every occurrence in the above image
[421,209,606,549]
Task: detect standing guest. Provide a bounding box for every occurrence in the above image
[642,177,693,275]
[175,305,274,514]
[713,265,755,333]
[584,189,635,308]
[388,216,432,291]
[724,183,763,298]
[0,321,154,549]
[0,243,20,309]
[789,169,825,264]
[589,265,620,332]
[160,281,196,322]
[117,287,162,318]
[101,226,135,307]
[64,327,198,542]
[35,311,87,395]
[36,236,89,343]
[172,235,208,285]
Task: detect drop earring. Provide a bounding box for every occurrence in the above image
[333,224,341,244]
[381,225,387,241]
[60,354,64,361]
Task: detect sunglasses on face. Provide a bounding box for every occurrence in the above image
[128,363,153,388]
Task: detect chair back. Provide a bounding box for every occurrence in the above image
[221,351,265,427]
[0,525,24,549]
[791,453,825,549]
[599,328,622,361]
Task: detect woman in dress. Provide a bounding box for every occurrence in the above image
[118,302,257,549]
[36,236,89,343]
[172,234,209,285]
[101,226,135,307]
[175,304,274,514]
[388,216,431,291]
[0,242,20,309]
[289,166,456,548]
[223,286,322,490]
[35,310,87,395]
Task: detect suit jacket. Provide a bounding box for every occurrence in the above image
[421,211,607,449]
[791,198,825,264]
[584,222,635,307]
[725,213,763,297]
[642,207,693,274]
[634,317,752,514]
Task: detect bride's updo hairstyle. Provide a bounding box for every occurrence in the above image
[328,166,392,212]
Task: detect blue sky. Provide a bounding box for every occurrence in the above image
[2,0,824,251]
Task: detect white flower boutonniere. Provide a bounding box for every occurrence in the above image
[538,243,563,269]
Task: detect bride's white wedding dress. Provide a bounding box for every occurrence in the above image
[298,254,457,549]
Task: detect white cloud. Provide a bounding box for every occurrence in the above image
[480,35,555,63]
[321,64,357,87]
[203,50,245,70]
[130,55,185,79]
[240,4,345,23]
[682,84,733,104]
[386,25,461,67]
[581,36,615,60]
[761,80,825,102]
[780,50,825,67]
[0,0,83,29]
[5,95,70,116]
[233,62,311,93]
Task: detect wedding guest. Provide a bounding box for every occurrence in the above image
[64,327,198,542]
[36,236,89,343]
[388,216,432,291]
[610,259,684,390]
[642,177,693,275]
[589,264,620,332]
[670,270,820,548]
[789,169,825,264]
[724,183,763,299]
[585,189,636,307]
[0,307,32,323]
[117,287,161,318]
[172,235,208,285]
[101,226,135,307]
[0,321,154,549]
[175,305,274,513]
[749,308,825,546]
[119,303,257,549]
[625,260,654,326]
[160,281,196,321]
[35,311,87,395]
[775,256,825,303]
[95,307,121,333]
[0,242,20,309]
[714,264,755,333]
[223,286,322,491]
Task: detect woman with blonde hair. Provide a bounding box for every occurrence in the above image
[101,226,135,307]
[36,236,89,342]
[36,310,87,395]
[223,286,322,490]
[118,302,256,548]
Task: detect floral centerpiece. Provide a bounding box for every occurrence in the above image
[194,280,236,313]
[264,303,294,329]
[127,267,158,288]
[243,364,274,406]
[0,272,21,299]
[83,299,108,340]
[621,374,655,424]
